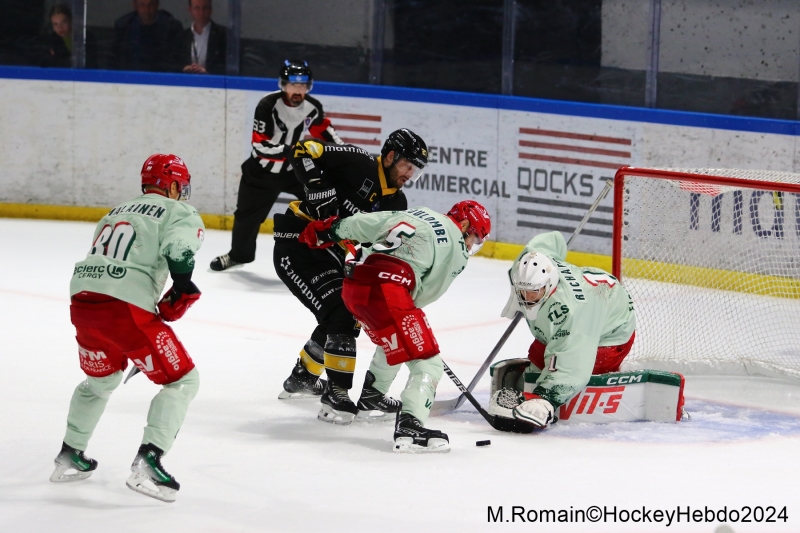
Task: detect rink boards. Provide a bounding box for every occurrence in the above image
[1,66,800,257]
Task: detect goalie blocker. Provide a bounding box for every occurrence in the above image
[488,358,685,425]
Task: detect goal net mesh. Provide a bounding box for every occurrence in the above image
[616,168,800,379]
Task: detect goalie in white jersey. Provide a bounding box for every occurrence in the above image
[489,231,637,429]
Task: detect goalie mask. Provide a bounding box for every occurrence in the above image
[141,154,191,201]
[510,251,559,319]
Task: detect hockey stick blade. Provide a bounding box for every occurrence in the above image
[124,366,140,384]
[430,312,523,414]
[441,360,536,434]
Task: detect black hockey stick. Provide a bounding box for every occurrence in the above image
[441,360,536,433]
[429,312,522,414]
[431,179,615,413]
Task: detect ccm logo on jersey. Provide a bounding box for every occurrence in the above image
[378,271,412,287]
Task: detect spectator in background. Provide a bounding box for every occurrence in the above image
[180,0,226,75]
[112,0,182,72]
[41,4,72,68]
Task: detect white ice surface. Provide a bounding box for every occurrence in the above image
[1,218,799,533]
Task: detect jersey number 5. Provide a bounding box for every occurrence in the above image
[373,222,416,252]
[90,222,136,261]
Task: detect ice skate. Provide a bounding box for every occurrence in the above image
[278,359,327,399]
[50,442,98,482]
[126,443,180,503]
[318,382,358,425]
[209,253,243,272]
[393,412,450,454]
[355,370,401,422]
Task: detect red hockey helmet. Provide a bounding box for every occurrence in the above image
[446,200,491,255]
[141,154,191,201]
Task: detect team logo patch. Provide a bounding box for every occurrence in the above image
[401,315,426,353]
[304,140,324,158]
[197,229,205,242]
[155,331,182,371]
[107,265,126,279]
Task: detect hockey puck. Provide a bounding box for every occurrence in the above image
[476,440,491,447]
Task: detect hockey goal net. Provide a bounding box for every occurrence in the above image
[613,167,800,380]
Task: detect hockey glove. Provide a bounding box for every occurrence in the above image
[158,280,201,322]
[512,394,555,428]
[299,217,339,249]
[304,185,338,220]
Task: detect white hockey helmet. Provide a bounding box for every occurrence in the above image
[510,251,559,319]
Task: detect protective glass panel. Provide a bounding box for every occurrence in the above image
[84,0,229,73]
[0,2,57,67]
[513,0,649,107]
[382,0,504,94]
[240,0,370,83]
[657,0,800,119]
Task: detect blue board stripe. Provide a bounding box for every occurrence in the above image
[2,65,798,136]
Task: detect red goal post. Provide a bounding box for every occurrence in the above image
[612,167,800,379]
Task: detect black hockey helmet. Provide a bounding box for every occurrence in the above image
[279,59,313,89]
[381,128,428,169]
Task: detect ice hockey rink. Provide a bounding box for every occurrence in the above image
[2,218,799,533]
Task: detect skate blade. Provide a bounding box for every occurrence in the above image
[393,437,451,454]
[50,463,93,483]
[207,263,244,273]
[355,410,395,423]
[278,389,321,400]
[317,404,355,425]
[125,472,177,503]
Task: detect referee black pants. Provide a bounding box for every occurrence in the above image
[228,160,305,264]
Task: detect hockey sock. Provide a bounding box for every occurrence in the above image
[300,325,327,376]
[64,371,123,451]
[142,368,199,454]
[323,334,356,389]
[400,356,443,425]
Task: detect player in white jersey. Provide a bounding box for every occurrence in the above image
[50,154,205,503]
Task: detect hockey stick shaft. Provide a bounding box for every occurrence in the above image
[441,360,498,428]
[123,366,140,384]
[450,311,523,410]
[436,179,615,412]
[566,178,613,247]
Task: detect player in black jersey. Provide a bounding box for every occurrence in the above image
[274,129,428,425]
[209,59,343,271]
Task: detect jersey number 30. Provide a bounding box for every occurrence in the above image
[373,222,416,252]
[90,222,136,261]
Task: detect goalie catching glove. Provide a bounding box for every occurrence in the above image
[488,388,554,430]
[158,277,201,322]
[299,216,339,249]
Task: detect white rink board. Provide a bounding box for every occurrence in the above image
[1,74,799,255]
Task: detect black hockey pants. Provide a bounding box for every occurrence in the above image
[228,160,305,264]
[273,212,361,388]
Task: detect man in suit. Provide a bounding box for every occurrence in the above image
[181,0,226,75]
[112,0,183,72]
